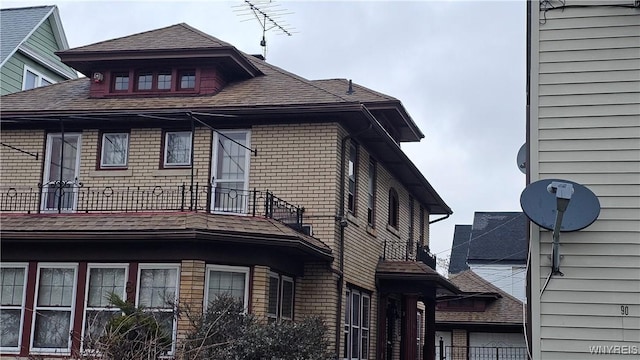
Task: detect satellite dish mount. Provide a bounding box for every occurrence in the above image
[546,181,574,275]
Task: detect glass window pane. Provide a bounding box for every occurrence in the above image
[165,132,192,166]
[158,73,172,90]
[37,268,74,307]
[83,309,119,347]
[101,133,129,167]
[267,276,279,316]
[33,310,71,348]
[41,78,53,86]
[24,70,37,90]
[137,73,152,90]
[351,292,360,325]
[362,295,370,328]
[88,268,125,307]
[114,75,129,91]
[0,309,21,347]
[207,270,246,307]
[281,278,294,320]
[1,267,25,306]
[139,268,177,308]
[179,71,195,89]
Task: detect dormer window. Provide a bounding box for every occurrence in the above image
[113,73,129,91]
[179,70,196,89]
[136,72,153,91]
[157,72,172,90]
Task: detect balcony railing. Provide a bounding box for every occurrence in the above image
[0,183,304,231]
[382,237,437,270]
[437,345,528,360]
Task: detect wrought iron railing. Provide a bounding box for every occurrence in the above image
[437,345,528,360]
[382,237,437,270]
[0,183,305,232]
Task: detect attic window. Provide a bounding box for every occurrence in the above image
[136,73,153,91]
[113,73,129,92]
[179,70,196,89]
[158,72,172,90]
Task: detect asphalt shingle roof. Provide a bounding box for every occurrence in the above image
[0,5,54,64]
[436,270,524,325]
[467,212,527,263]
[448,224,472,274]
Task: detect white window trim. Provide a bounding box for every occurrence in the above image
[163,131,192,167]
[22,65,55,90]
[100,133,129,168]
[81,263,129,353]
[210,129,251,213]
[0,262,28,354]
[204,265,250,312]
[30,263,78,355]
[279,275,294,321]
[344,288,370,360]
[136,264,180,356]
[41,133,82,213]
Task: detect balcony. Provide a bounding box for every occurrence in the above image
[382,237,437,270]
[0,183,305,232]
[437,345,529,360]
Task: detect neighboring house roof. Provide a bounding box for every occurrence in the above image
[0,5,76,79]
[436,270,523,325]
[448,224,472,274]
[466,212,527,264]
[0,212,332,261]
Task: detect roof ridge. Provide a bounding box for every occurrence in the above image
[246,55,355,104]
[0,5,54,11]
[177,23,234,48]
[66,23,189,52]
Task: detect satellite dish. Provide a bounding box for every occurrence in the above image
[521,178,600,275]
[520,178,600,231]
[516,144,527,174]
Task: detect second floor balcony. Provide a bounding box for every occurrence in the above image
[0,182,305,233]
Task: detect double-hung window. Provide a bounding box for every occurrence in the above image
[267,273,294,322]
[344,288,370,360]
[137,265,179,354]
[204,265,249,310]
[0,263,28,353]
[82,264,128,351]
[164,131,192,167]
[100,133,129,168]
[348,142,358,214]
[31,264,78,354]
[211,130,251,213]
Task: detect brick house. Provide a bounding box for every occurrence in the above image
[0,23,458,359]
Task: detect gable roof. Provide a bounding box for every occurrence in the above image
[448,224,472,274]
[437,270,523,325]
[467,212,527,264]
[0,5,75,80]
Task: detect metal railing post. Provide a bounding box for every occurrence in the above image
[252,188,257,216]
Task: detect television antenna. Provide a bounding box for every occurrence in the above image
[233,0,296,59]
[520,178,600,275]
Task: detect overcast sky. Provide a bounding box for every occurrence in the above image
[2,0,527,268]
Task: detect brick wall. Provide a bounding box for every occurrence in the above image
[176,260,205,341]
[0,129,45,187]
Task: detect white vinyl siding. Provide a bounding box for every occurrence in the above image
[529,2,640,358]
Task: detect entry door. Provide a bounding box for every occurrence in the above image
[210,130,250,213]
[41,133,82,212]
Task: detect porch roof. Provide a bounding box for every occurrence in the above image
[375,260,460,296]
[0,211,333,261]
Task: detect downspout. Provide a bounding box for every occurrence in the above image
[335,121,372,355]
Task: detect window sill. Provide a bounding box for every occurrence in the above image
[386,224,400,238]
[347,212,359,227]
[366,225,377,237]
[90,169,133,177]
[155,169,191,177]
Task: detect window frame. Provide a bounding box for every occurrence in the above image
[111,72,130,92]
[267,272,295,322]
[22,65,55,90]
[178,69,196,90]
[81,263,129,352]
[344,288,370,360]
[136,264,180,356]
[388,188,399,229]
[347,141,358,215]
[162,130,193,168]
[0,263,28,354]
[367,158,376,227]
[30,263,78,355]
[211,129,251,213]
[157,71,172,91]
[204,265,250,311]
[135,72,153,91]
[99,132,130,169]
